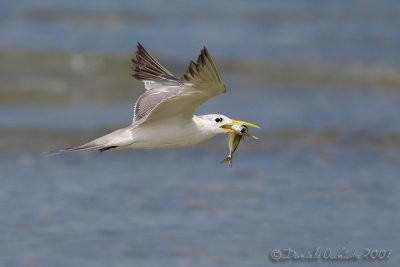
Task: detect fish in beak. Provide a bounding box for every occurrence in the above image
[220,120,260,139]
[220,124,258,167]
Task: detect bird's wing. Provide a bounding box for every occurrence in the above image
[131,43,183,122]
[131,43,226,126]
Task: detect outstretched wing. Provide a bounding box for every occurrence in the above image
[131,43,226,126]
[131,43,183,122]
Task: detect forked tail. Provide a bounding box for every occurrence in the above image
[44,127,132,156]
[43,143,116,156]
[220,155,233,168]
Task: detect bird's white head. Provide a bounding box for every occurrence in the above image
[197,114,260,138]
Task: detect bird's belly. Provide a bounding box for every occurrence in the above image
[127,123,216,149]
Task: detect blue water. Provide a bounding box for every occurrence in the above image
[2,146,400,267]
[2,86,400,267]
[2,0,400,64]
[1,1,400,266]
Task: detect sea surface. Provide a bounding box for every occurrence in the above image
[1,1,400,266]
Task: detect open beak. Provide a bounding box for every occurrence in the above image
[219,120,260,139]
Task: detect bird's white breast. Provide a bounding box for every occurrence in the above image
[126,117,217,149]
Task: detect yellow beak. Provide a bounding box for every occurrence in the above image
[219,120,260,139]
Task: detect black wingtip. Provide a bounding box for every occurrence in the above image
[135,42,146,60]
[131,42,180,83]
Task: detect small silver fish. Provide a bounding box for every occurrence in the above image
[220,125,258,167]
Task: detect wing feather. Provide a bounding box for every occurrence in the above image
[130,44,225,126]
[131,43,182,86]
[133,87,180,121]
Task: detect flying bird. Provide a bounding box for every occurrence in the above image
[57,43,259,153]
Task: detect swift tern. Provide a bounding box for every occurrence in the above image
[57,43,259,153]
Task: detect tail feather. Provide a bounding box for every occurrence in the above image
[43,143,106,156]
[63,144,106,152]
[43,127,132,156]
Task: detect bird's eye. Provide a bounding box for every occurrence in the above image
[215,117,223,123]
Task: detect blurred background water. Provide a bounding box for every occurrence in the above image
[1,0,400,266]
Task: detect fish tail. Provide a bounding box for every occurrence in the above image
[220,155,233,167]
